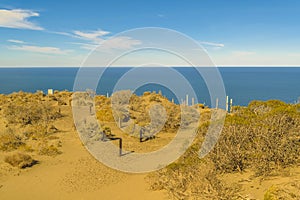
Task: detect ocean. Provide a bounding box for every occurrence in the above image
[0,67,299,107]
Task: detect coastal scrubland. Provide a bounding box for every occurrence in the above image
[0,91,299,199]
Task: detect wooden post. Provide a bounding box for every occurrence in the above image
[230,99,233,113]
[119,138,122,156]
[118,117,121,128]
[186,94,189,106]
[89,104,92,114]
[226,96,229,112]
[48,89,53,95]
[216,98,219,109]
[109,137,123,156]
[106,92,109,98]
[192,98,195,106]
[140,128,143,142]
[171,98,174,103]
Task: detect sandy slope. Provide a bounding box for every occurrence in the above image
[221,167,300,199]
[0,106,168,200]
[1,94,299,199]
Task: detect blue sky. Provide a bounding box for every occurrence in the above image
[0,0,300,66]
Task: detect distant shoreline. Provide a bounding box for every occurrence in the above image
[1,66,300,68]
[0,67,299,106]
[1,90,299,111]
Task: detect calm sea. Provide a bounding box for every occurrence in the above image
[0,67,299,107]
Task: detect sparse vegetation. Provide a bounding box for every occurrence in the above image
[37,142,62,156]
[150,100,300,199]
[210,100,300,176]
[0,91,299,199]
[4,152,37,169]
[264,182,300,200]
[0,91,64,160]
[96,91,183,132]
[150,144,240,199]
[0,128,24,151]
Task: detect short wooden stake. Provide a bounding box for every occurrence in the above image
[226,96,229,112]
[186,94,189,106]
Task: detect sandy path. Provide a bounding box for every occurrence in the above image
[0,106,168,200]
[0,132,167,199]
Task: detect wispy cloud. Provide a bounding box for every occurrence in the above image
[46,30,73,37]
[98,36,142,50]
[0,9,43,30]
[9,45,71,55]
[200,41,225,48]
[7,39,25,44]
[71,29,142,51]
[73,30,110,43]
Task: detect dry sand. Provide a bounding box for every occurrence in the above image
[0,105,168,200]
[1,94,299,200]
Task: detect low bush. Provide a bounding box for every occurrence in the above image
[210,100,300,176]
[0,129,24,151]
[4,153,37,169]
[37,143,62,157]
[150,100,300,199]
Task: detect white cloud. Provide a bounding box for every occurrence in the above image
[98,36,142,50]
[8,39,25,44]
[72,30,142,51]
[0,9,43,30]
[73,30,110,44]
[200,41,225,48]
[9,45,71,55]
[46,30,73,37]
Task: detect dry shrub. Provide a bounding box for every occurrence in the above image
[3,100,61,126]
[0,129,24,151]
[96,91,182,132]
[149,100,300,199]
[210,100,300,176]
[37,142,61,156]
[4,153,37,168]
[149,94,162,102]
[180,106,199,128]
[53,90,72,105]
[95,96,114,122]
[23,124,56,139]
[264,181,300,200]
[96,109,114,122]
[149,145,240,200]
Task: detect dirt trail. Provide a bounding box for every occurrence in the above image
[0,106,168,200]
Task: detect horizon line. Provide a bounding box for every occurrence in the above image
[0,65,300,68]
